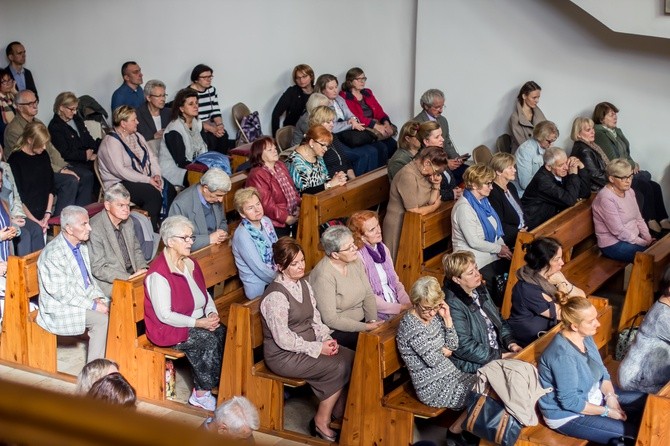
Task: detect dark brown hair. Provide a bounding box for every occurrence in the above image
[592,102,619,125]
[273,237,304,271]
[249,136,276,167]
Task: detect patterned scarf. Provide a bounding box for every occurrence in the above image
[0,93,15,126]
[463,189,504,243]
[241,217,278,267]
[266,164,300,216]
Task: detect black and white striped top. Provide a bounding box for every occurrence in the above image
[196,86,222,122]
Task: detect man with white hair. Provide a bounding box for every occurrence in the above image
[168,167,230,251]
[36,205,108,362]
[201,396,260,442]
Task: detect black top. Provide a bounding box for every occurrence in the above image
[5,65,37,99]
[271,84,311,136]
[325,138,354,178]
[48,114,99,163]
[8,149,55,219]
[508,280,557,347]
[488,182,525,247]
[136,102,171,142]
[571,140,608,192]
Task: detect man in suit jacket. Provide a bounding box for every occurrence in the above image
[414,88,461,159]
[36,206,108,362]
[136,79,171,141]
[88,183,148,298]
[168,167,230,251]
[5,41,37,99]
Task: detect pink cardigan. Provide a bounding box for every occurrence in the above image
[592,186,651,248]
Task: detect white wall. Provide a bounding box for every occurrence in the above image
[571,0,670,39]
[415,0,670,209]
[0,0,416,136]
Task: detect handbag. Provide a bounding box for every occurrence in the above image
[614,310,646,361]
[462,386,522,446]
[337,128,376,147]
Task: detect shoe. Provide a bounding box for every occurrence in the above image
[649,220,662,233]
[188,389,216,411]
[309,418,338,442]
[661,219,670,231]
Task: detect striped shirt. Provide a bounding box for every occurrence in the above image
[196,86,221,121]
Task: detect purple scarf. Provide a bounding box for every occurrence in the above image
[358,242,400,303]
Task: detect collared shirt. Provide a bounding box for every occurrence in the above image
[9,66,26,92]
[426,112,437,122]
[64,238,91,289]
[111,83,145,111]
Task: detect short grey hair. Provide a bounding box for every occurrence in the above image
[143,79,166,98]
[306,93,329,115]
[60,205,88,228]
[200,167,231,192]
[214,396,260,435]
[543,147,567,167]
[104,183,131,203]
[15,89,36,105]
[159,215,195,244]
[606,158,633,177]
[419,89,445,108]
[321,226,353,256]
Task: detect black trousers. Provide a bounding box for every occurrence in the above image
[122,179,176,231]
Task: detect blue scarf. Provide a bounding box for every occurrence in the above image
[241,217,278,268]
[463,189,504,243]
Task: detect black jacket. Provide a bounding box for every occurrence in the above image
[521,167,591,230]
[5,65,37,99]
[271,84,311,136]
[571,140,608,191]
[488,182,525,247]
[136,102,171,142]
[48,114,99,163]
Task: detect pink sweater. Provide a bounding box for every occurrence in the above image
[592,186,650,248]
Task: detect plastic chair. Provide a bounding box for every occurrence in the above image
[232,102,252,144]
[472,145,493,164]
[275,125,295,151]
[496,134,512,153]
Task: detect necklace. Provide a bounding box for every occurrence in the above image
[608,184,625,198]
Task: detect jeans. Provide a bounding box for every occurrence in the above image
[601,241,647,263]
[555,389,647,445]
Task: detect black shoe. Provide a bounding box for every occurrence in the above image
[309,418,337,442]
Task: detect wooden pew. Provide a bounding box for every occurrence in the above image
[105,241,246,403]
[502,195,626,318]
[395,200,455,290]
[618,232,670,331]
[340,314,454,446]
[636,380,670,446]
[296,167,390,270]
[218,299,329,445]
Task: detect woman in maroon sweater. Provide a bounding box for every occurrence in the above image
[245,136,301,237]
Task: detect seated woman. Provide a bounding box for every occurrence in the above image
[232,187,278,299]
[339,67,396,158]
[286,124,347,194]
[619,265,670,394]
[383,146,447,262]
[0,172,19,312]
[396,276,477,446]
[87,372,137,408]
[188,64,233,153]
[508,237,585,347]
[136,79,171,141]
[98,106,176,231]
[593,102,670,233]
[570,117,609,192]
[388,121,421,181]
[145,215,226,412]
[0,69,16,143]
[443,251,521,374]
[592,159,654,263]
[417,121,464,200]
[245,136,301,238]
[76,358,119,394]
[0,161,39,256]
[315,74,387,170]
[515,120,559,197]
[48,91,98,203]
[522,147,591,230]
[452,164,511,304]
[538,296,647,444]
[348,210,411,320]
[309,226,381,350]
[260,237,354,442]
[509,80,547,153]
[488,152,526,248]
[309,105,357,180]
[159,88,231,188]
[271,64,314,136]
[7,122,54,246]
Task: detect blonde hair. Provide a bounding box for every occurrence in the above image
[558,296,594,330]
[489,152,515,174]
[606,158,633,178]
[570,117,594,141]
[410,276,444,306]
[463,164,495,190]
[305,93,329,115]
[417,121,440,147]
[112,105,136,127]
[76,358,119,394]
[234,187,261,214]
[308,105,336,127]
[442,251,476,281]
[53,91,78,114]
[15,121,50,152]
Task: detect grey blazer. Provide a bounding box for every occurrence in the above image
[414,110,460,159]
[168,184,228,251]
[88,210,148,297]
[136,102,171,142]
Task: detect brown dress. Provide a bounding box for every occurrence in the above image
[260,278,354,401]
[383,161,433,261]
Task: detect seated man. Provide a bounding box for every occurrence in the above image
[36,206,109,362]
[202,396,260,441]
[168,167,230,251]
[88,184,148,298]
[110,61,144,111]
[522,147,591,230]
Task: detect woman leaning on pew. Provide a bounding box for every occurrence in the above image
[538,295,647,444]
[260,237,355,442]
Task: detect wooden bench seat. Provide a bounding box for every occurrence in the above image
[560,244,626,296]
[382,381,446,419]
[296,167,389,270]
[636,380,670,445]
[252,361,306,388]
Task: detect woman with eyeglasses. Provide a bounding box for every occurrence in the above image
[136,79,170,141]
[286,124,347,195]
[383,146,448,262]
[231,187,278,300]
[396,276,477,446]
[309,226,382,350]
[515,120,559,197]
[188,64,234,153]
[592,159,654,263]
[0,69,17,142]
[593,102,669,234]
[452,164,511,305]
[144,215,226,412]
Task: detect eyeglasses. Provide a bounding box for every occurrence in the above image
[338,243,357,253]
[17,100,38,107]
[173,235,196,243]
[613,174,634,181]
[313,141,329,149]
[0,78,14,85]
[198,75,214,80]
[295,73,311,81]
[416,302,443,314]
[354,76,368,82]
[63,106,77,112]
[150,94,168,98]
[543,138,557,145]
